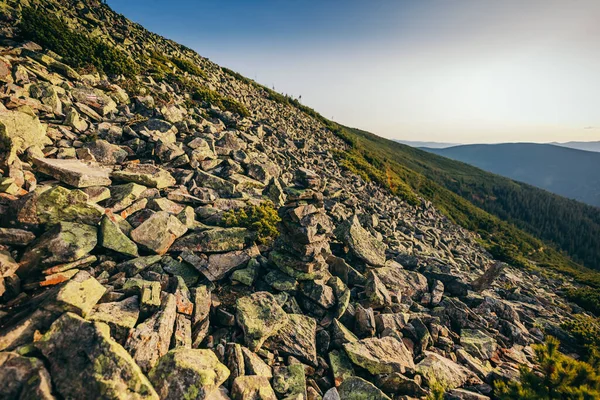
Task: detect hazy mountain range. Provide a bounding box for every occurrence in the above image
[425,143,600,207]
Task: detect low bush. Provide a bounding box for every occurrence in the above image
[18,7,139,78]
[495,336,600,399]
[192,87,249,117]
[221,202,281,244]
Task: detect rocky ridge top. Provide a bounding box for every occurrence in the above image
[0,1,589,399]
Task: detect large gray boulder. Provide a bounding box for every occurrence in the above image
[335,215,386,267]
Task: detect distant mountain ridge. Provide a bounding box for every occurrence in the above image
[552,141,600,153]
[425,143,600,207]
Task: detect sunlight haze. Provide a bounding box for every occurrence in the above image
[107,0,600,143]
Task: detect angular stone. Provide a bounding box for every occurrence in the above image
[112,164,176,189]
[415,351,482,390]
[265,313,317,366]
[192,285,212,328]
[100,214,139,257]
[119,255,163,277]
[149,348,229,400]
[19,222,97,276]
[343,336,415,375]
[375,373,427,397]
[240,346,272,378]
[35,186,105,226]
[272,364,306,400]
[328,349,355,387]
[236,291,289,351]
[84,139,128,165]
[131,211,187,254]
[106,183,148,212]
[0,109,50,165]
[336,215,386,267]
[460,329,497,360]
[172,227,254,253]
[300,279,336,309]
[232,376,277,400]
[88,296,140,342]
[172,314,192,348]
[0,251,18,280]
[43,270,106,317]
[337,377,391,400]
[264,269,298,292]
[206,246,259,281]
[364,270,393,308]
[0,227,35,246]
[331,319,359,349]
[195,169,236,197]
[0,352,54,400]
[126,293,177,372]
[33,157,112,188]
[161,256,201,287]
[0,309,58,352]
[372,262,428,300]
[35,312,158,399]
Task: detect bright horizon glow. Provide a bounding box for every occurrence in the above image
[107,0,600,144]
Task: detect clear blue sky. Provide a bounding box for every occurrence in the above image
[107,0,600,143]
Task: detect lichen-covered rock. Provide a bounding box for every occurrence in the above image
[335,215,386,267]
[372,262,429,300]
[34,312,158,399]
[0,351,54,400]
[328,349,355,387]
[343,336,415,375]
[232,375,277,400]
[43,270,106,317]
[460,329,497,360]
[148,348,229,400]
[0,109,50,165]
[112,164,176,189]
[17,185,105,227]
[415,351,482,390]
[130,211,187,254]
[337,377,391,400]
[236,291,289,351]
[100,214,139,257]
[126,293,177,372]
[265,313,317,366]
[272,364,306,399]
[172,227,254,253]
[19,222,97,275]
[88,296,140,341]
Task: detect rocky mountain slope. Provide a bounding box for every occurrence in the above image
[0,1,597,399]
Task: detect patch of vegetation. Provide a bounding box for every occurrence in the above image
[562,315,600,364]
[170,56,207,79]
[192,87,249,117]
[495,336,600,399]
[566,288,600,317]
[18,7,139,78]
[221,202,281,244]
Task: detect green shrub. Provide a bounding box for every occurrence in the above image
[566,288,600,317]
[495,336,600,399]
[221,202,281,244]
[562,315,600,364]
[171,56,207,79]
[18,7,139,78]
[192,87,249,117]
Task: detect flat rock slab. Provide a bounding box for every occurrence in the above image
[343,336,415,375]
[88,295,140,341]
[236,291,288,351]
[130,211,187,255]
[172,227,254,253]
[35,312,158,400]
[33,157,112,188]
[231,375,277,400]
[149,348,229,400]
[0,109,50,164]
[265,313,317,367]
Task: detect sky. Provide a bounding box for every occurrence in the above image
[106,0,600,144]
